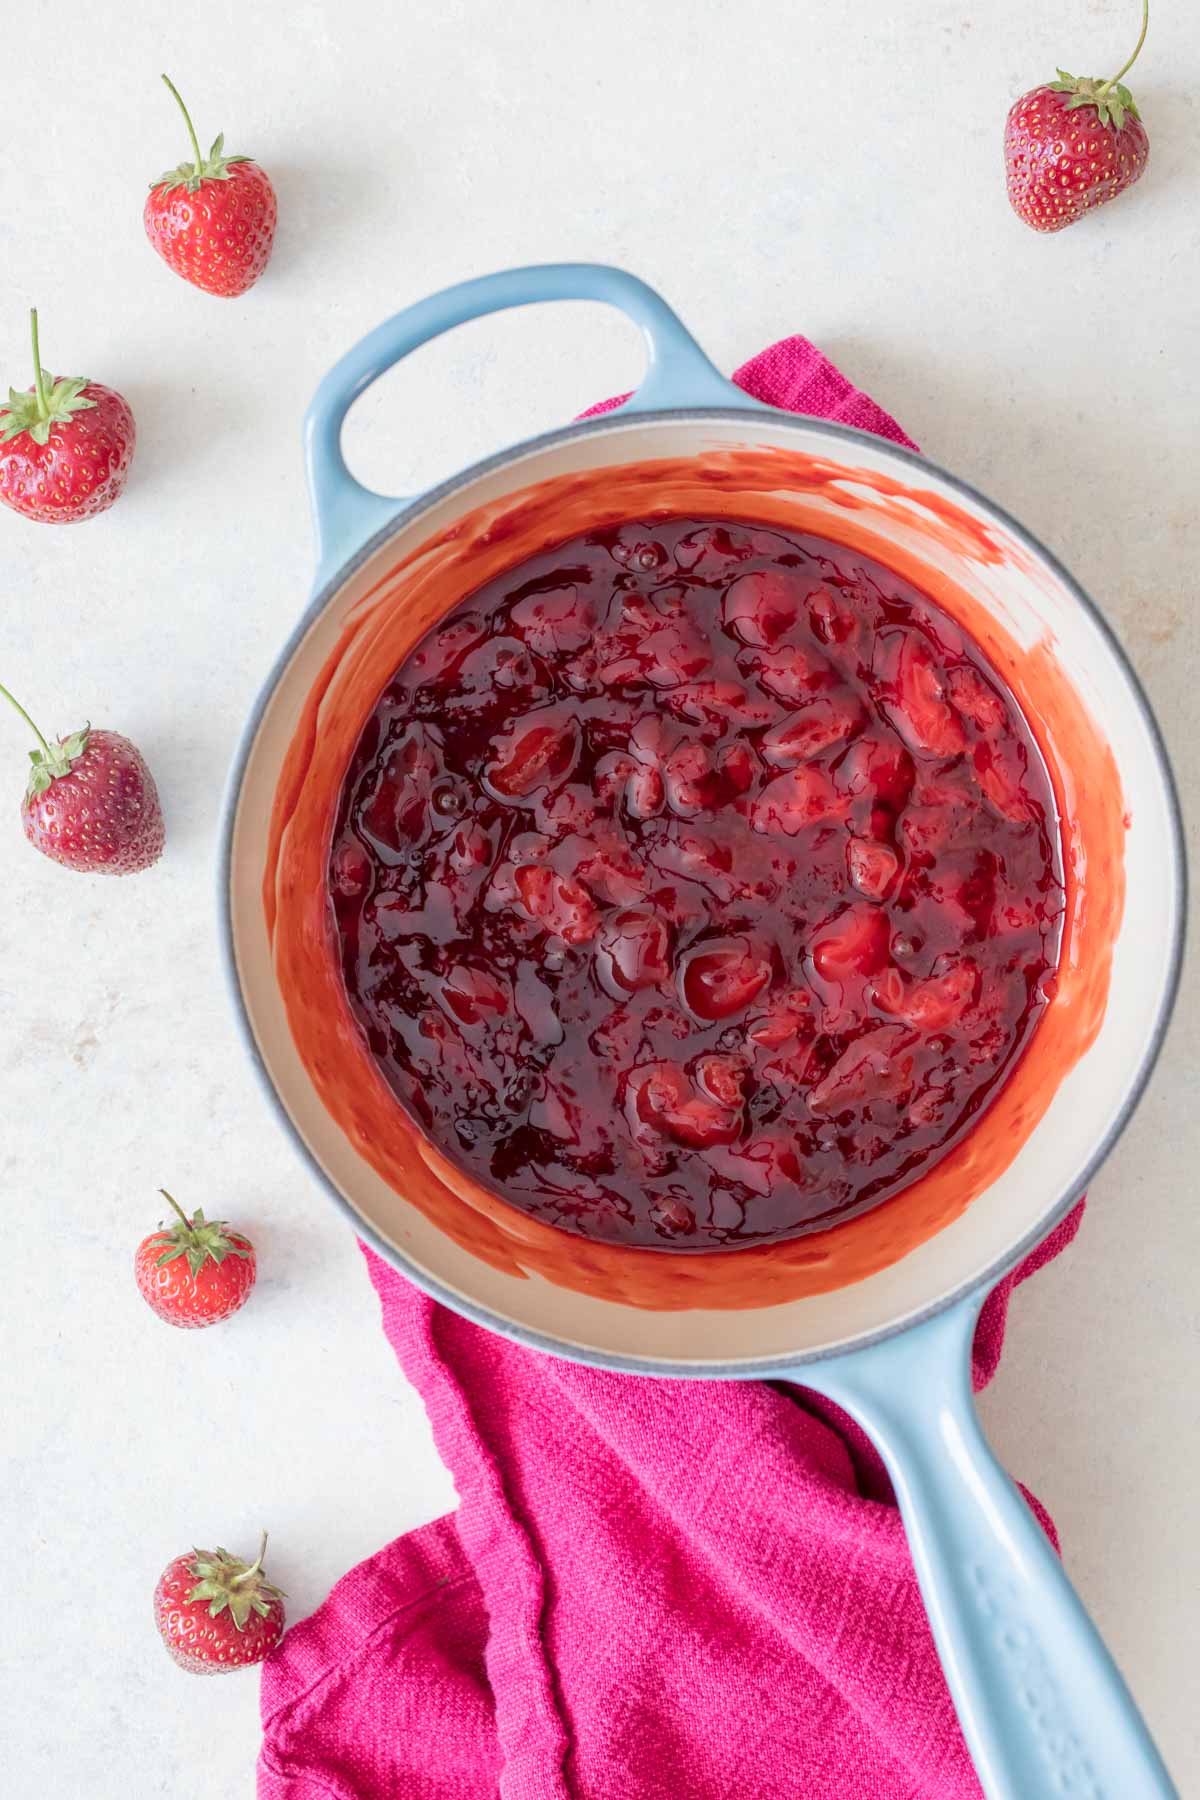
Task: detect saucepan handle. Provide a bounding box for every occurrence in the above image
[791,1293,1178,1800]
[303,262,754,582]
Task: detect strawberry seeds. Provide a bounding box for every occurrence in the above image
[328,517,1065,1250]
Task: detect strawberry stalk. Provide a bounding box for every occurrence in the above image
[232,1532,270,1589]
[1,311,97,448]
[1049,0,1150,131]
[29,310,50,425]
[1098,0,1149,98]
[161,74,205,180]
[0,683,90,795]
[0,681,54,760]
[153,76,249,194]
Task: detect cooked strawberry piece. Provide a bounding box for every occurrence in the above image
[664,742,715,815]
[442,966,511,1026]
[481,639,546,693]
[680,940,771,1020]
[513,864,600,944]
[630,713,674,768]
[649,1194,696,1235]
[874,631,966,758]
[904,963,979,1030]
[530,1078,583,1142]
[594,752,636,806]
[638,620,713,687]
[650,830,739,904]
[972,742,1033,822]
[761,695,865,765]
[331,839,371,896]
[847,836,900,900]
[660,1095,743,1147]
[722,568,808,646]
[359,726,446,851]
[486,714,582,799]
[673,524,750,571]
[868,966,907,1014]
[839,734,916,811]
[576,830,647,903]
[627,763,666,819]
[808,588,860,647]
[811,903,890,982]
[510,585,596,655]
[694,1054,746,1108]
[870,961,978,1031]
[745,642,837,702]
[747,987,814,1049]
[807,1024,917,1115]
[625,1060,743,1149]
[667,680,781,729]
[705,1132,805,1198]
[718,742,757,793]
[898,804,957,861]
[750,766,847,835]
[596,908,671,995]
[947,664,1007,731]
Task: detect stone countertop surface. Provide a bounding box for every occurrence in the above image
[1,1,1196,1794]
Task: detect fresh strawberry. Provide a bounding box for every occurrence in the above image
[144,75,277,297]
[155,1532,285,1674]
[1005,1,1150,233]
[135,1191,256,1328]
[2,685,163,874]
[0,310,134,523]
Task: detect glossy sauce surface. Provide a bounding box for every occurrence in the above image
[328,517,1064,1250]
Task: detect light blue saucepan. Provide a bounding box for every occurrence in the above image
[220,264,1186,1798]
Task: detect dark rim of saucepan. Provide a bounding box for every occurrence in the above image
[217,406,1188,1377]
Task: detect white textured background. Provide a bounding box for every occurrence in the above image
[1,1,1196,1795]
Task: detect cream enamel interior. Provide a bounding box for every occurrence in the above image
[227,411,1182,1367]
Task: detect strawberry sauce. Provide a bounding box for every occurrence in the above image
[328,517,1064,1250]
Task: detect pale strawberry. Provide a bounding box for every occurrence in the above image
[3,685,163,875]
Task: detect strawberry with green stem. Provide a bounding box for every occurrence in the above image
[134,1190,256,1328]
[145,75,277,297]
[1005,0,1151,232]
[1,682,164,874]
[0,310,135,523]
[155,1531,286,1673]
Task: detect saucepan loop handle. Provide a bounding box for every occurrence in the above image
[789,1294,1178,1799]
[303,261,754,582]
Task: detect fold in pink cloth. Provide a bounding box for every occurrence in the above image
[258,339,1085,1800]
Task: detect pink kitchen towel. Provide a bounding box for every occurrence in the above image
[258,340,1085,1800]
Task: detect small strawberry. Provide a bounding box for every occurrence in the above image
[155,1532,286,1674]
[2,684,164,874]
[0,310,134,523]
[1005,0,1150,233]
[145,75,277,297]
[135,1190,256,1328]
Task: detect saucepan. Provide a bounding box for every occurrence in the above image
[219,264,1185,1797]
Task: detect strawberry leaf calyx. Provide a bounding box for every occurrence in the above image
[25,725,91,799]
[150,1189,252,1279]
[1047,71,1141,131]
[151,136,252,195]
[185,1534,285,1633]
[152,75,251,195]
[0,311,95,448]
